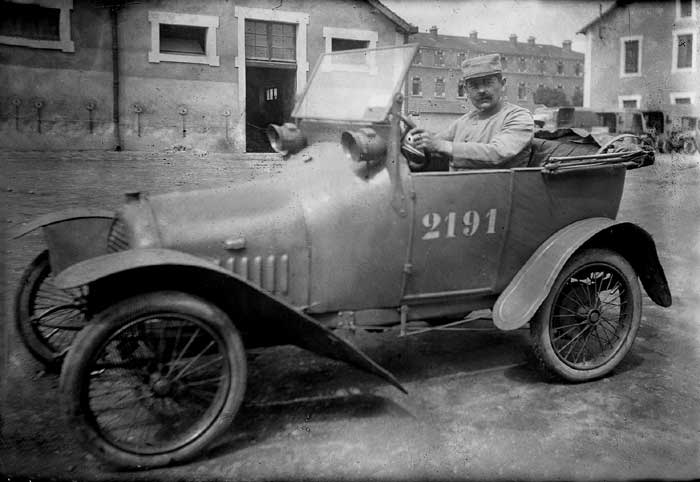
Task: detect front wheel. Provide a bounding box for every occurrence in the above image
[530,249,642,382]
[60,291,247,469]
[683,139,697,154]
[14,250,87,369]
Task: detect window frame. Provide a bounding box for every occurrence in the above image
[413,49,423,65]
[148,11,220,66]
[676,0,696,20]
[619,35,643,78]
[457,79,467,99]
[434,77,446,98]
[411,76,422,97]
[322,26,377,53]
[670,91,695,104]
[672,28,697,73]
[246,20,296,62]
[435,49,445,67]
[321,27,377,73]
[457,52,466,68]
[618,94,642,109]
[0,0,74,52]
[537,58,546,73]
[518,82,527,100]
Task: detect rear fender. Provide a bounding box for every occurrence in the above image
[13,208,114,273]
[54,248,406,393]
[493,218,672,331]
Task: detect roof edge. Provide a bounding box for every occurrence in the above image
[577,1,623,34]
[367,0,418,34]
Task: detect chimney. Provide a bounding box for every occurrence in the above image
[562,40,572,51]
[509,34,517,45]
[429,25,438,38]
[469,30,478,40]
[528,36,536,45]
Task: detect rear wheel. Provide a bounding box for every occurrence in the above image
[14,250,87,369]
[683,139,697,154]
[60,291,246,469]
[663,139,674,153]
[530,249,641,382]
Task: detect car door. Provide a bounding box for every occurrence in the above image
[403,170,512,300]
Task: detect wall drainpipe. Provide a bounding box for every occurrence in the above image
[110,6,122,151]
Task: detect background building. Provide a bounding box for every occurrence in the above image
[578,0,699,132]
[405,27,584,130]
[0,0,415,152]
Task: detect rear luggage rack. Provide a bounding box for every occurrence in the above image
[542,148,654,174]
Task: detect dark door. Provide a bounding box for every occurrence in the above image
[246,67,296,152]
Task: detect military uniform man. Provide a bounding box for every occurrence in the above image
[408,53,534,169]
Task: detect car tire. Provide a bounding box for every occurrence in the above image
[14,250,87,369]
[663,139,674,154]
[60,291,247,469]
[530,248,641,382]
[683,139,697,155]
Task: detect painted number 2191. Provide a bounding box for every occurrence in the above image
[421,208,498,240]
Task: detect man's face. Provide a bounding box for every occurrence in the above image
[465,75,506,112]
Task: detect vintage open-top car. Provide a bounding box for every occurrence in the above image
[13,44,671,469]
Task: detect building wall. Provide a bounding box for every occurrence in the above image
[0,0,406,151]
[584,1,699,126]
[405,33,584,121]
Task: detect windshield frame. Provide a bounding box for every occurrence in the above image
[291,43,419,124]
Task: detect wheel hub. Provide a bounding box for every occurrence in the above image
[150,374,172,397]
[587,309,601,324]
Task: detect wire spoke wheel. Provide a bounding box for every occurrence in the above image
[15,250,87,368]
[61,291,246,469]
[550,267,631,369]
[87,315,230,454]
[531,249,641,382]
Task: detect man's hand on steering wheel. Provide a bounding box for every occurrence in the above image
[407,127,438,153]
[407,128,451,155]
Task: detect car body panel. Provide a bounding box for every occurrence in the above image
[495,166,625,292]
[53,247,406,393]
[493,217,672,330]
[300,145,409,313]
[13,208,115,273]
[493,217,616,330]
[404,170,511,300]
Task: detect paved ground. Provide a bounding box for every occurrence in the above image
[1,149,699,481]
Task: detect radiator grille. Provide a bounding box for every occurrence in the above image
[220,253,289,295]
[106,216,129,252]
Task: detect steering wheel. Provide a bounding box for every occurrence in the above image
[399,114,432,171]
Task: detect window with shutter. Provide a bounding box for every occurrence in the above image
[0,0,74,52]
[245,20,296,62]
[677,34,693,68]
[624,40,639,73]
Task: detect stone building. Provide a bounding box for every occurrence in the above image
[405,27,584,130]
[0,0,415,152]
[578,0,699,131]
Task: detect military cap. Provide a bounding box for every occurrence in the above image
[461,53,503,80]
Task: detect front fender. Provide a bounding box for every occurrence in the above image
[493,218,672,331]
[13,208,115,273]
[55,248,406,393]
[12,207,114,239]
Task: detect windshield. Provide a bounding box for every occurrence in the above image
[292,44,418,123]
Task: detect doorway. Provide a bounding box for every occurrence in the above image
[245,67,296,152]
